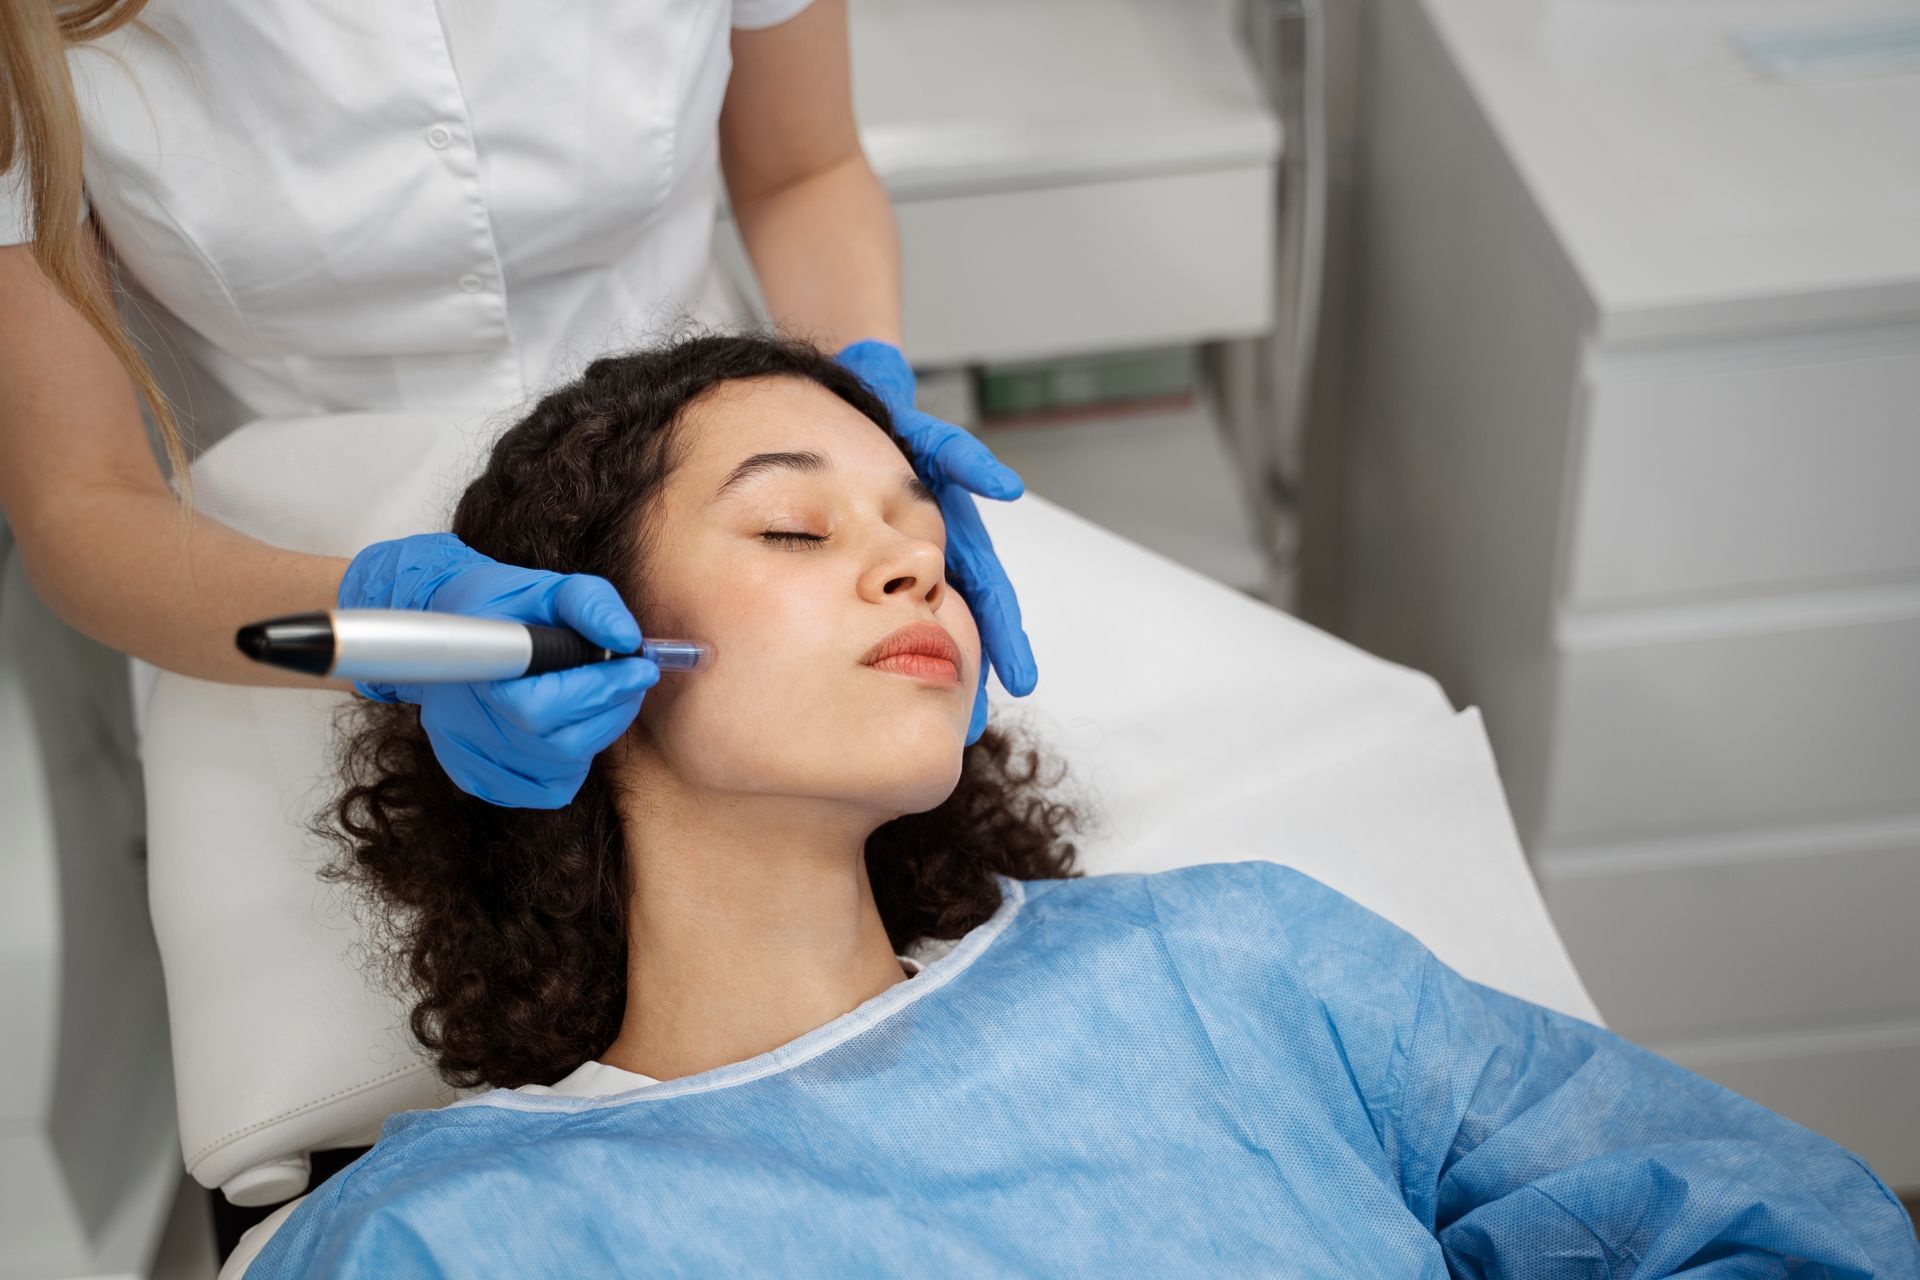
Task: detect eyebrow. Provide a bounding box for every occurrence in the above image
[708,449,936,507]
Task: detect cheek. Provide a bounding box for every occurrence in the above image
[637,557,842,748]
[708,559,839,682]
[941,593,982,683]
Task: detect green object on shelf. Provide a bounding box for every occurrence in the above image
[976,346,1196,418]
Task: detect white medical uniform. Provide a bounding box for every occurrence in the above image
[0,0,811,450]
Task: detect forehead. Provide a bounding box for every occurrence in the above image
[673,375,908,489]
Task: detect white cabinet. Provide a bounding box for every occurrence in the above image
[720,0,1280,367]
[713,0,1281,593]
[1324,0,1920,1184]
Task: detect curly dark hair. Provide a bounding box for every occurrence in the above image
[312,332,1086,1092]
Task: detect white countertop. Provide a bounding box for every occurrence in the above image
[1420,0,1920,342]
[848,0,1280,199]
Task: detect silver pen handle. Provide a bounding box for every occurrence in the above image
[235,609,710,682]
[329,611,537,682]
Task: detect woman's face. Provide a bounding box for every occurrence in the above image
[622,374,980,817]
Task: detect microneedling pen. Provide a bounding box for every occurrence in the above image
[234,609,711,683]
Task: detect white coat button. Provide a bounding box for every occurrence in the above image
[457,273,485,293]
[426,125,453,149]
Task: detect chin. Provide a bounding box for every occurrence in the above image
[855,730,967,816]
[889,760,966,816]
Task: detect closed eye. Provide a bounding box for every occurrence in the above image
[761,530,827,548]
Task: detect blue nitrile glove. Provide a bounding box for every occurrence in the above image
[337,532,659,808]
[835,339,1037,746]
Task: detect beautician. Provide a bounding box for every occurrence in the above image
[0,0,1034,1255]
[0,0,1034,794]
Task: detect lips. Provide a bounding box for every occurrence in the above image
[862,621,963,685]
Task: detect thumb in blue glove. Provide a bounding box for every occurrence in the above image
[338,532,658,808]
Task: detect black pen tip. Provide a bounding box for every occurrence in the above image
[235,613,335,674]
[235,623,269,659]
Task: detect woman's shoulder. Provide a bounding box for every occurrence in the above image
[1023,859,1390,935]
[1022,861,1433,988]
[239,1098,582,1275]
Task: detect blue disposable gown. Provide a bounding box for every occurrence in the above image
[245,861,1918,1277]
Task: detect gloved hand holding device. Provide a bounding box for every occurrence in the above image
[834,339,1038,746]
[336,532,658,808]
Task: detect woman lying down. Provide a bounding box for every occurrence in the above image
[244,334,1917,1278]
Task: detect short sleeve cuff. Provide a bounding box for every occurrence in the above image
[731,0,814,31]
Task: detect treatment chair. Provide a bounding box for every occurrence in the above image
[127,409,1600,1275]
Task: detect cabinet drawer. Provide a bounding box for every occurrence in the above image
[1566,326,1920,609]
[1542,607,1920,844]
[1539,823,1920,1043]
[716,164,1276,369]
[893,165,1276,366]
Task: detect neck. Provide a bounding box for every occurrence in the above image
[599,784,909,1083]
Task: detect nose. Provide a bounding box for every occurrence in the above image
[859,528,946,610]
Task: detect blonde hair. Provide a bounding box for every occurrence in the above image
[2,0,195,509]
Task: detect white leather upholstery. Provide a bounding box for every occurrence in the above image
[137,413,498,1207]
[219,1195,305,1280]
[136,409,1599,1215]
